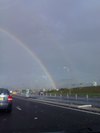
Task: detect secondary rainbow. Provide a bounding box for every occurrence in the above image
[0,28,56,89]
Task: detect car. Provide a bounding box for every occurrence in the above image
[0,88,13,113]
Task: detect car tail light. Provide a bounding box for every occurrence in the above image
[8,95,13,102]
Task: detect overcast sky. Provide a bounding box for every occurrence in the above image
[0,0,100,89]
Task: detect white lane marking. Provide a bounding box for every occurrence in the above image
[78,105,92,108]
[29,99,100,116]
[34,117,38,120]
[45,103,100,116]
[16,106,22,111]
[14,96,100,116]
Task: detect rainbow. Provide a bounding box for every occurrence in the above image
[0,28,56,89]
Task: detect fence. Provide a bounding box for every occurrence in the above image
[32,93,100,108]
[19,92,100,108]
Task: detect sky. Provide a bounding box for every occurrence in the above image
[0,0,100,89]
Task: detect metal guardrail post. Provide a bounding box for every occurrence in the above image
[67,93,69,99]
[75,94,78,100]
[60,94,62,102]
[86,94,89,101]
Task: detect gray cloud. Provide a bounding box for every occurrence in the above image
[0,0,100,89]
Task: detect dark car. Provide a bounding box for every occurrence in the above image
[0,88,13,113]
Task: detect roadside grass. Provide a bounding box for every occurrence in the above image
[46,86,100,97]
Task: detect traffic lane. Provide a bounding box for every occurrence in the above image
[0,99,35,133]
[14,97,100,132]
[0,98,100,133]
[15,97,100,131]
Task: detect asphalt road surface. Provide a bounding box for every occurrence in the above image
[0,97,100,133]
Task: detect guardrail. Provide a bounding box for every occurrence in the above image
[19,93,100,108]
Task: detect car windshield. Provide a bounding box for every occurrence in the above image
[0,0,100,133]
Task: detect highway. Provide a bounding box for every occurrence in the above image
[0,97,100,133]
